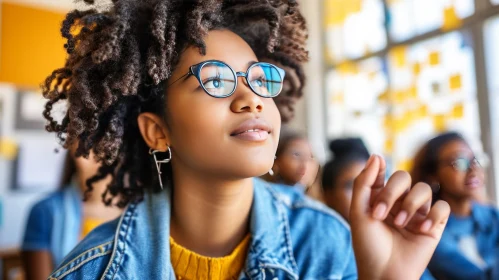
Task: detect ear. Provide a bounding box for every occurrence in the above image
[137,112,170,152]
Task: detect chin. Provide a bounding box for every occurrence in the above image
[230,158,274,179]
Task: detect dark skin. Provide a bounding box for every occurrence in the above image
[324,160,366,221]
[22,251,53,280]
[433,140,485,216]
[273,138,314,186]
[138,29,451,279]
[138,30,280,256]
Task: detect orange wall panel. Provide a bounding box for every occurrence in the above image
[0,3,66,88]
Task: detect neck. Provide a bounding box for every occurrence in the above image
[440,191,472,217]
[169,168,254,257]
[78,174,111,205]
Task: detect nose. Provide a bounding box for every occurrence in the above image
[230,75,264,113]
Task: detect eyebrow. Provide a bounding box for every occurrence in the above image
[246,60,258,68]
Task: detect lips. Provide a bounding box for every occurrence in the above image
[465,177,481,189]
[230,118,272,141]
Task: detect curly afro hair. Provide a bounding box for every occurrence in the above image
[42,0,308,207]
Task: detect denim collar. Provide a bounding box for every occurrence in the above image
[102,178,299,280]
[447,203,493,236]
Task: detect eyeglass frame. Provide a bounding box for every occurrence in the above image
[166,60,286,98]
[439,156,481,172]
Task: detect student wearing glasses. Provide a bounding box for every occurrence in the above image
[411,132,499,280]
[42,1,450,279]
[262,130,318,192]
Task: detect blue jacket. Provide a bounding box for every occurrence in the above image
[23,185,82,267]
[428,203,499,279]
[48,178,357,279]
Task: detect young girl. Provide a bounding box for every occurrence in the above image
[262,131,318,191]
[42,1,450,279]
[411,132,499,279]
[322,138,370,221]
[21,147,121,280]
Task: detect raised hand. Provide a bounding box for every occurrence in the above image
[350,155,450,280]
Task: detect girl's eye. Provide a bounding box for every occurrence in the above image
[204,78,223,89]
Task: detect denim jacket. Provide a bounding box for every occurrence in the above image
[47,178,357,280]
[428,203,499,280]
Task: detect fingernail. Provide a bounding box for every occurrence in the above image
[394,211,408,226]
[421,220,433,232]
[373,203,387,220]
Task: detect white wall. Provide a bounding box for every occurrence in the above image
[299,0,327,163]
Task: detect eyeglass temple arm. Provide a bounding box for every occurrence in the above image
[166,68,194,87]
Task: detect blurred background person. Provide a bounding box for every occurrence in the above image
[21,145,122,280]
[321,137,370,221]
[262,130,318,192]
[411,132,499,280]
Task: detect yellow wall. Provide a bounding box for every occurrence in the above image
[0,2,66,88]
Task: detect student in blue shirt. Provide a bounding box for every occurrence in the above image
[40,0,450,279]
[411,132,499,279]
[21,147,122,280]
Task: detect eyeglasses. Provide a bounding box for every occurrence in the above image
[284,150,314,162]
[442,157,481,172]
[167,60,285,98]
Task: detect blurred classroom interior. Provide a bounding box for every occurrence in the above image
[1,0,499,279]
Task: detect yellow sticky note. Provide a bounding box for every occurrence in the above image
[394,116,406,132]
[429,51,440,66]
[413,63,421,76]
[0,138,19,160]
[433,114,447,132]
[451,103,464,118]
[378,91,389,102]
[449,74,462,90]
[442,6,462,31]
[404,110,415,125]
[394,90,406,104]
[396,159,413,171]
[391,46,408,68]
[350,0,363,14]
[325,0,345,25]
[337,62,357,74]
[384,139,393,154]
[383,115,393,129]
[330,94,344,104]
[409,86,418,98]
[419,105,429,118]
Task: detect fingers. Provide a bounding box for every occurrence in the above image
[371,170,411,220]
[419,200,450,238]
[393,182,433,228]
[351,155,386,217]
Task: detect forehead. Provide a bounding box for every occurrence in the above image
[285,138,310,150]
[175,29,258,73]
[438,140,473,159]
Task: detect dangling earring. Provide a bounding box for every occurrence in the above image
[269,155,277,176]
[149,147,172,190]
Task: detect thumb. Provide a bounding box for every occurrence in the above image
[351,155,386,217]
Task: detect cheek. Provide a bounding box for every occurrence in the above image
[166,96,228,160]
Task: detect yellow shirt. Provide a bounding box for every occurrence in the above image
[81,217,105,238]
[170,235,251,280]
